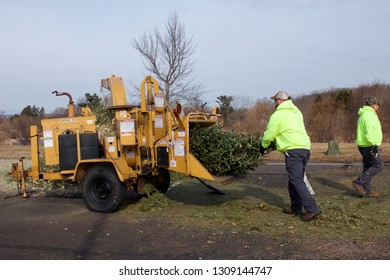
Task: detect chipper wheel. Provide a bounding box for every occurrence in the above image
[81,165,127,213]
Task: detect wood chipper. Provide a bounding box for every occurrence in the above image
[11,75,228,212]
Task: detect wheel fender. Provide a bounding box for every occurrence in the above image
[74,159,135,182]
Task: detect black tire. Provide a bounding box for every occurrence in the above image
[81,165,126,213]
[153,170,171,193]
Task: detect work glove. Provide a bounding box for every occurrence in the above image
[259,145,267,155]
[371,145,379,157]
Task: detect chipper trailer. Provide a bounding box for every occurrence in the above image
[10,76,230,212]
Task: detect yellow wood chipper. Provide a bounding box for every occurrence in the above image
[11,76,228,212]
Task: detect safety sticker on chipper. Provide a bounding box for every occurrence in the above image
[43,129,53,148]
[120,119,135,135]
[174,139,185,156]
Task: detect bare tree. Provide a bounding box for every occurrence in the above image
[50,107,68,118]
[132,11,204,103]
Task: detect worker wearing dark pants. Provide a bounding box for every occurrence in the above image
[354,147,384,195]
[260,91,321,222]
[285,149,319,213]
[352,97,383,197]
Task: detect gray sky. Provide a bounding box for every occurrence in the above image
[1,0,389,114]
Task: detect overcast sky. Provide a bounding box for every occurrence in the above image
[1,0,389,114]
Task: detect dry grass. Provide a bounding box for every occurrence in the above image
[0,145,33,160]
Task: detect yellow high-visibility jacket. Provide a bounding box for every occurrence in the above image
[262,100,310,153]
[356,105,382,147]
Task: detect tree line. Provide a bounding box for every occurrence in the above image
[0,81,388,145]
[219,82,390,143]
[0,93,105,145]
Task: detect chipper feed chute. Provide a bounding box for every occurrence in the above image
[165,105,241,193]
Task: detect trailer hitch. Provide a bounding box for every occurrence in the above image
[10,157,30,198]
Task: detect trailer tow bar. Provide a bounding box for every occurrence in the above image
[10,157,30,198]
